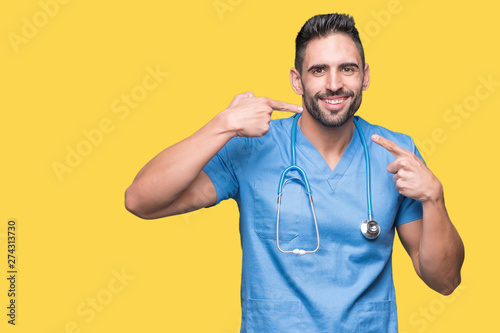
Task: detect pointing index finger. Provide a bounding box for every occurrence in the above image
[267,98,303,113]
[371,134,409,158]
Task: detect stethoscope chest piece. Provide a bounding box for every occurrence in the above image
[361,219,380,239]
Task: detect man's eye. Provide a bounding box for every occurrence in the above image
[342,67,355,74]
[313,68,325,74]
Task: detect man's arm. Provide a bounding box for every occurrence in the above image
[372,135,464,295]
[124,92,302,219]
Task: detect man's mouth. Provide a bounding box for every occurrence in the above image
[322,97,348,104]
[319,96,349,110]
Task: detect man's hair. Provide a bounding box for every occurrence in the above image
[294,13,365,74]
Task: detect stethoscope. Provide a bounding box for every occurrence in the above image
[276,114,380,255]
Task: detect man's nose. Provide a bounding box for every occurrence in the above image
[325,72,343,92]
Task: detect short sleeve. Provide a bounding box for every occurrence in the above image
[202,137,247,205]
[394,141,424,226]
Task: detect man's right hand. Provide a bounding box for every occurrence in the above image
[221,91,303,137]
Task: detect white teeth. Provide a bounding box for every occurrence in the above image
[324,99,345,104]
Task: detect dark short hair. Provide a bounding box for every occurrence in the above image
[295,13,365,74]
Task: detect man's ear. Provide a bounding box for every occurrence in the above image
[362,63,370,91]
[290,68,304,95]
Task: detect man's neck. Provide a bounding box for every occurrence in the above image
[298,111,355,171]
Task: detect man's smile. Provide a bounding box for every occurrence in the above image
[319,96,350,111]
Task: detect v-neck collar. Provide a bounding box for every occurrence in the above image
[290,115,362,192]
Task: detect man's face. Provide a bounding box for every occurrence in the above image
[291,33,370,128]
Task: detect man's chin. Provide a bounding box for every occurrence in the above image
[318,110,354,128]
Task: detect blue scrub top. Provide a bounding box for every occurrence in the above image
[203,116,423,333]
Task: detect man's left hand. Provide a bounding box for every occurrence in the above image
[371,134,443,203]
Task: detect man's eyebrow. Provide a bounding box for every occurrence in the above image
[307,62,360,72]
[307,64,329,72]
[340,62,360,69]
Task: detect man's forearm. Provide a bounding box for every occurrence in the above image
[125,112,234,218]
[418,194,465,295]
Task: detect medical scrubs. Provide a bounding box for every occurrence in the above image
[203,116,423,333]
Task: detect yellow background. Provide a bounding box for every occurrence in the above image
[1,0,498,332]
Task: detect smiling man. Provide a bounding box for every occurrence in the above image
[125,13,464,332]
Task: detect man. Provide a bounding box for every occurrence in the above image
[125,13,464,332]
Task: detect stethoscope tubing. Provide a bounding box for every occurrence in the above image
[276,114,380,255]
[353,117,373,221]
